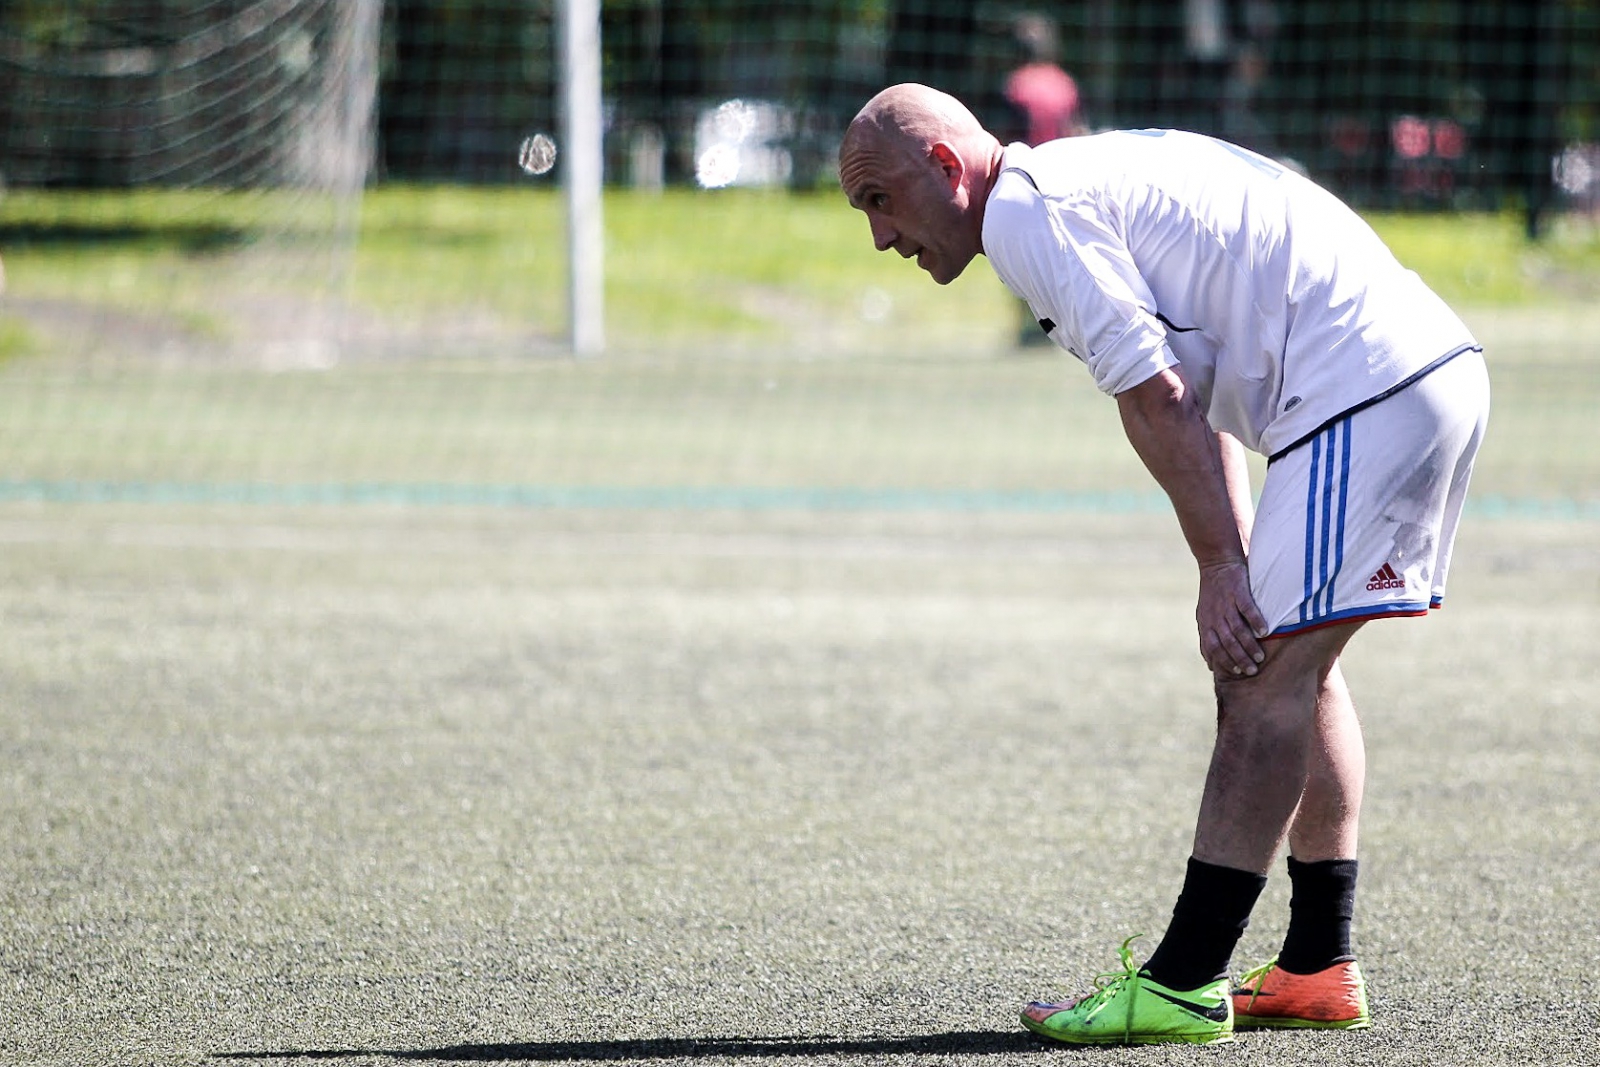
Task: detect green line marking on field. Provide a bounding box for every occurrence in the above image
[0,479,1173,513]
[1464,494,1600,520]
[0,480,1595,519]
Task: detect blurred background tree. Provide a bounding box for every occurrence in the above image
[0,0,1593,223]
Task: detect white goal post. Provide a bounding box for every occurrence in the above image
[561,0,605,356]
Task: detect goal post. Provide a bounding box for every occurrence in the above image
[561,0,605,357]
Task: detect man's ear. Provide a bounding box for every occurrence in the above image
[930,142,965,189]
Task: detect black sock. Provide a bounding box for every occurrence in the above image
[1276,856,1358,974]
[1142,857,1268,991]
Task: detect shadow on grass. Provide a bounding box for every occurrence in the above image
[215,1031,1047,1061]
[0,221,249,253]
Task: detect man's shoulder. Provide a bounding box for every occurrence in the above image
[985,148,1051,244]
[992,140,1094,198]
[996,131,1161,189]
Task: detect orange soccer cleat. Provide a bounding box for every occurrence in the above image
[1231,958,1372,1030]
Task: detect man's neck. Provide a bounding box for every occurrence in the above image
[972,140,1008,247]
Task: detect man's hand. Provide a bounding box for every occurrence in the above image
[1197,559,1270,677]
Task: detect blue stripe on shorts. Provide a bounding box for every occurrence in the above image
[1300,418,1353,625]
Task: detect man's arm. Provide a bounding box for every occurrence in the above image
[1117,367,1269,676]
[1217,430,1255,553]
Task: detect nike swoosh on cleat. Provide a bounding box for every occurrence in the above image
[1148,988,1231,1022]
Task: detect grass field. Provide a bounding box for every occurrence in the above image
[1,503,1596,1066]
[3,186,1600,361]
[0,188,1598,1065]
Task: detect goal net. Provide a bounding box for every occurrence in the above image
[0,1,1595,513]
[0,0,380,366]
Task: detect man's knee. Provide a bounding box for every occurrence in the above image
[1210,622,1363,737]
[1213,674,1317,739]
[1225,621,1363,689]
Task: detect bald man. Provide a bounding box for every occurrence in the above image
[839,84,1489,1046]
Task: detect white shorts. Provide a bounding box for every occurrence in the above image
[1249,348,1491,637]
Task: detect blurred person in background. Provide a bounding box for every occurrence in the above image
[1183,0,1281,158]
[996,13,1085,348]
[998,13,1085,147]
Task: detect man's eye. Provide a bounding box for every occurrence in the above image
[870,193,888,210]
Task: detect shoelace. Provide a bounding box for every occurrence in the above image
[1234,956,1280,1013]
[1072,934,1146,1042]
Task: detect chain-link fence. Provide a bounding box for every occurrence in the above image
[0,2,1596,507]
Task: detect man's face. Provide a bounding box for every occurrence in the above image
[839,134,977,285]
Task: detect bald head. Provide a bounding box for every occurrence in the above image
[843,83,990,159]
[838,84,1004,285]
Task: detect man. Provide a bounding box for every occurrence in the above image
[837,84,1489,1046]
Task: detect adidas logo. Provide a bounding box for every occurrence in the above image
[1366,562,1405,591]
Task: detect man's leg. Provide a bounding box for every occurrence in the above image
[1021,624,1364,1046]
[1192,622,1361,871]
[1140,621,1361,994]
[1230,656,1373,1029]
[1276,661,1364,974]
[1288,660,1364,861]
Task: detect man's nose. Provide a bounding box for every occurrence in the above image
[871,217,897,253]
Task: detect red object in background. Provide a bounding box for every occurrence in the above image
[1432,120,1466,160]
[1329,117,1371,158]
[1391,115,1431,159]
[1004,63,1081,146]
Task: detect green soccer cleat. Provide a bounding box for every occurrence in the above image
[1021,936,1234,1046]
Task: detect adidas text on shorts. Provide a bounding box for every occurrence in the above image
[1246,348,1490,637]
